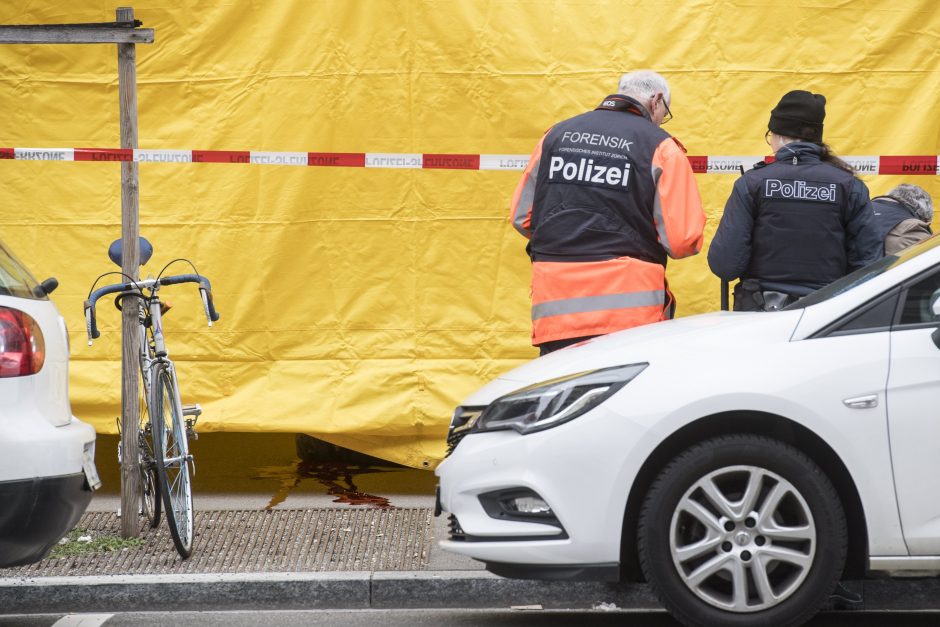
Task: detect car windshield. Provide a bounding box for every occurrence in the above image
[0,239,43,300]
[787,234,940,309]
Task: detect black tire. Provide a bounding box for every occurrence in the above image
[637,434,847,627]
[139,314,160,528]
[152,362,194,558]
[295,434,396,466]
[140,442,161,529]
[138,390,161,528]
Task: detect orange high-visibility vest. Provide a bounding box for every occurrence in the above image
[510,95,706,345]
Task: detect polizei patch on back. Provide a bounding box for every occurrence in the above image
[763,178,839,203]
[547,155,632,190]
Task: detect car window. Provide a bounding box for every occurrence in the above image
[825,290,899,336]
[0,240,43,300]
[787,234,940,310]
[898,271,940,327]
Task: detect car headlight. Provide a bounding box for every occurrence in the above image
[472,363,648,435]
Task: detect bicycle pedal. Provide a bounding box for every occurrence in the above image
[185,417,199,440]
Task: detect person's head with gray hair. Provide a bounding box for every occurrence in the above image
[616,70,672,126]
[889,183,934,222]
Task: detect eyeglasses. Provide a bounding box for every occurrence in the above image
[660,95,673,124]
[765,130,772,146]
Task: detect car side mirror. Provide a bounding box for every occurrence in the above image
[932,292,940,318]
[32,277,59,298]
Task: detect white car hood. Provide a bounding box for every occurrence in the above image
[461,310,805,405]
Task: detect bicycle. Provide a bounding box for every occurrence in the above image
[84,248,219,558]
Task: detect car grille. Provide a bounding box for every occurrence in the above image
[448,514,467,541]
[444,406,485,458]
[445,429,470,457]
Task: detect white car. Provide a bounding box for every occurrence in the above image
[437,235,940,627]
[0,239,98,568]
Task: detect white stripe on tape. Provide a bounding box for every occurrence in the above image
[707,155,763,174]
[250,151,308,166]
[15,147,74,161]
[843,156,879,175]
[134,149,193,163]
[365,153,423,168]
[479,154,530,170]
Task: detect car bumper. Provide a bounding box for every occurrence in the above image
[0,415,97,568]
[0,471,93,568]
[0,413,97,483]
[435,404,653,574]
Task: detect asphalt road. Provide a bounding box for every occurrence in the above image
[3,610,940,627]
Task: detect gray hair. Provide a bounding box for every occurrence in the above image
[617,70,670,105]
[889,183,934,222]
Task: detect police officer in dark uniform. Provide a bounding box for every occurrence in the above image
[708,90,882,311]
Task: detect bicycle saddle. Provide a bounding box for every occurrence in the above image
[108,236,154,267]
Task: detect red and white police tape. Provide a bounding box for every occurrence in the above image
[2,148,939,175]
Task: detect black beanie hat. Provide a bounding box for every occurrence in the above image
[768,90,826,143]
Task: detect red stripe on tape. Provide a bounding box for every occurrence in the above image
[193,150,251,164]
[308,152,366,167]
[687,156,707,173]
[879,156,939,175]
[74,148,133,162]
[422,153,480,170]
[0,148,14,159]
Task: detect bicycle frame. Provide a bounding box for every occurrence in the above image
[136,286,189,468]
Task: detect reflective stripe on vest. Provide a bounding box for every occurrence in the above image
[530,256,668,344]
[532,290,665,320]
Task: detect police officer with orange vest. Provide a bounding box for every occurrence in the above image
[510,70,706,355]
[708,90,882,311]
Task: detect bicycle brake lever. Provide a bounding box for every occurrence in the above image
[84,303,95,345]
[199,288,213,327]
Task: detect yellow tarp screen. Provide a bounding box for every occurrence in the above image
[1,1,938,467]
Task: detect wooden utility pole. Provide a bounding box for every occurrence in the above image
[116,6,143,539]
[0,9,154,538]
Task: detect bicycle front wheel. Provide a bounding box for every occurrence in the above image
[151,361,194,558]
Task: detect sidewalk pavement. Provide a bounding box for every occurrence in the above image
[0,491,660,614]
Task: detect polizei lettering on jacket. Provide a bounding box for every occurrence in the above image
[764,179,838,202]
[547,155,631,189]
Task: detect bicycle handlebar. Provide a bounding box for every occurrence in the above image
[157,274,220,323]
[84,274,220,344]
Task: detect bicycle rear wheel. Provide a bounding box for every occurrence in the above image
[138,373,161,528]
[139,422,161,528]
[151,361,194,558]
[138,307,161,528]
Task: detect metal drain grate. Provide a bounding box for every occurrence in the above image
[2,508,432,577]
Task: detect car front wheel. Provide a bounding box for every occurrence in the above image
[638,434,847,627]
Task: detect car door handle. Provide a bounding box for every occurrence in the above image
[843,395,878,409]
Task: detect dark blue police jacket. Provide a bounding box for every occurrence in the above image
[708,142,882,296]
